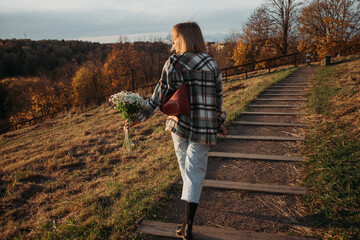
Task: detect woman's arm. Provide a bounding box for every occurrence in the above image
[216,71,226,127]
[125,56,174,129]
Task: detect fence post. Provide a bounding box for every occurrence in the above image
[225,69,228,82]
[245,65,248,78]
[268,60,271,73]
[294,54,297,67]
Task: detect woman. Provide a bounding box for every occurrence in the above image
[125,22,227,240]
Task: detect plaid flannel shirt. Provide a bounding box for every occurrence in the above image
[137,52,226,145]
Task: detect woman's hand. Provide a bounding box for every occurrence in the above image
[219,125,227,138]
[124,119,141,130]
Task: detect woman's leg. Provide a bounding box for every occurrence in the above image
[171,133,210,239]
[171,132,188,182]
[181,140,210,203]
[171,132,210,203]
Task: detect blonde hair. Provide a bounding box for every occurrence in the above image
[172,22,207,54]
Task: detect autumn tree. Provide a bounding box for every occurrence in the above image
[72,61,109,107]
[133,41,170,84]
[0,81,10,132]
[0,77,60,125]
[103,43,140,92]
[208,30,240,69]
[232,1,300,66]
[232,6,276,66]
[298,0,360,58]
[264,0,301,55]
[48,63,77,111]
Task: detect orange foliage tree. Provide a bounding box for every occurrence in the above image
[72,61,109,107]
[1,77,70,125]
[133,41,170,84]
[208,30,240,69]
[232,1,300,67]
[298,0,360,58]
[103,43,140,92]
[232,6,278,67]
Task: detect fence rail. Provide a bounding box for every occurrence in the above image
[221,52,298,81]
[1,52,299,133]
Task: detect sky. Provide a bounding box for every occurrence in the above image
[0,0,264,43]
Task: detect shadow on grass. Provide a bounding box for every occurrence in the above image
[306,212,360,235]
[329,55,360,66]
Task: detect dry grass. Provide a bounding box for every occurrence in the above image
[0,66,297,239]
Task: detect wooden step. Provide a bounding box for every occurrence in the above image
[277,80,311,82]
[282,78,313,80]
[270,87,310,89]
[204,179,307,195]
[226,135,304,141]
[241,112,304,115]
[233,121,306,127]
[262,94,307,96]
[208,152,305,162]
[137,220,311,240]
[282,77,312,78]
[279,82,311,84]
[274,84,310,87]
[266,89,308,92]
[249,105,304,108]
[275,83,310,85]
[255,98,307,101]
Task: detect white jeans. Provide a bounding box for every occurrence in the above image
[171,132,211,203]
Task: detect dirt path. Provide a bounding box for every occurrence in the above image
[137,66,319,240]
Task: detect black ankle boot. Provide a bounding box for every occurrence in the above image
[184,222,193,240]
[176,202,198,240]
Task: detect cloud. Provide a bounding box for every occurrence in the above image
[0,0,264,41]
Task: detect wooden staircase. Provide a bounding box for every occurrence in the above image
[136,67,318,240]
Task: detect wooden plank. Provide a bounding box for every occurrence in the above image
[232,121,306,127]
[271,85,310,87]
[204,179,307,195]
[279,83,311,84]
[281,80,312,82]
[280,81,312,83]
[226,135,304,141]
[276,81,311,83]
[249,105,304,108]
[277,79,312,84]
[262,94,307,96]
[137,220,311,240]
[273,85,310,87]
[266,89,308,92]
[255,98,307,101]
[241,112,304,115]
[275,83,310,85]
[282,77,313,79]
[270,87,310,89]
[208,152,305,162]
[282,78,313,80]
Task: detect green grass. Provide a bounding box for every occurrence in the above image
[303,58,360,240]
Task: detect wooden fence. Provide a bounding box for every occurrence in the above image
[221,52,298,81]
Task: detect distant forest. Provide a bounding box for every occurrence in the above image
[0,39,110,78]
[0,39,173,132]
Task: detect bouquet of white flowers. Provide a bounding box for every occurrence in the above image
[109,91,146,153]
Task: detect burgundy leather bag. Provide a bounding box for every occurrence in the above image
[160,56,190,116]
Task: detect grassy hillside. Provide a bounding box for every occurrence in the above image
[303,56,360,239]
[0,67,297,239]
